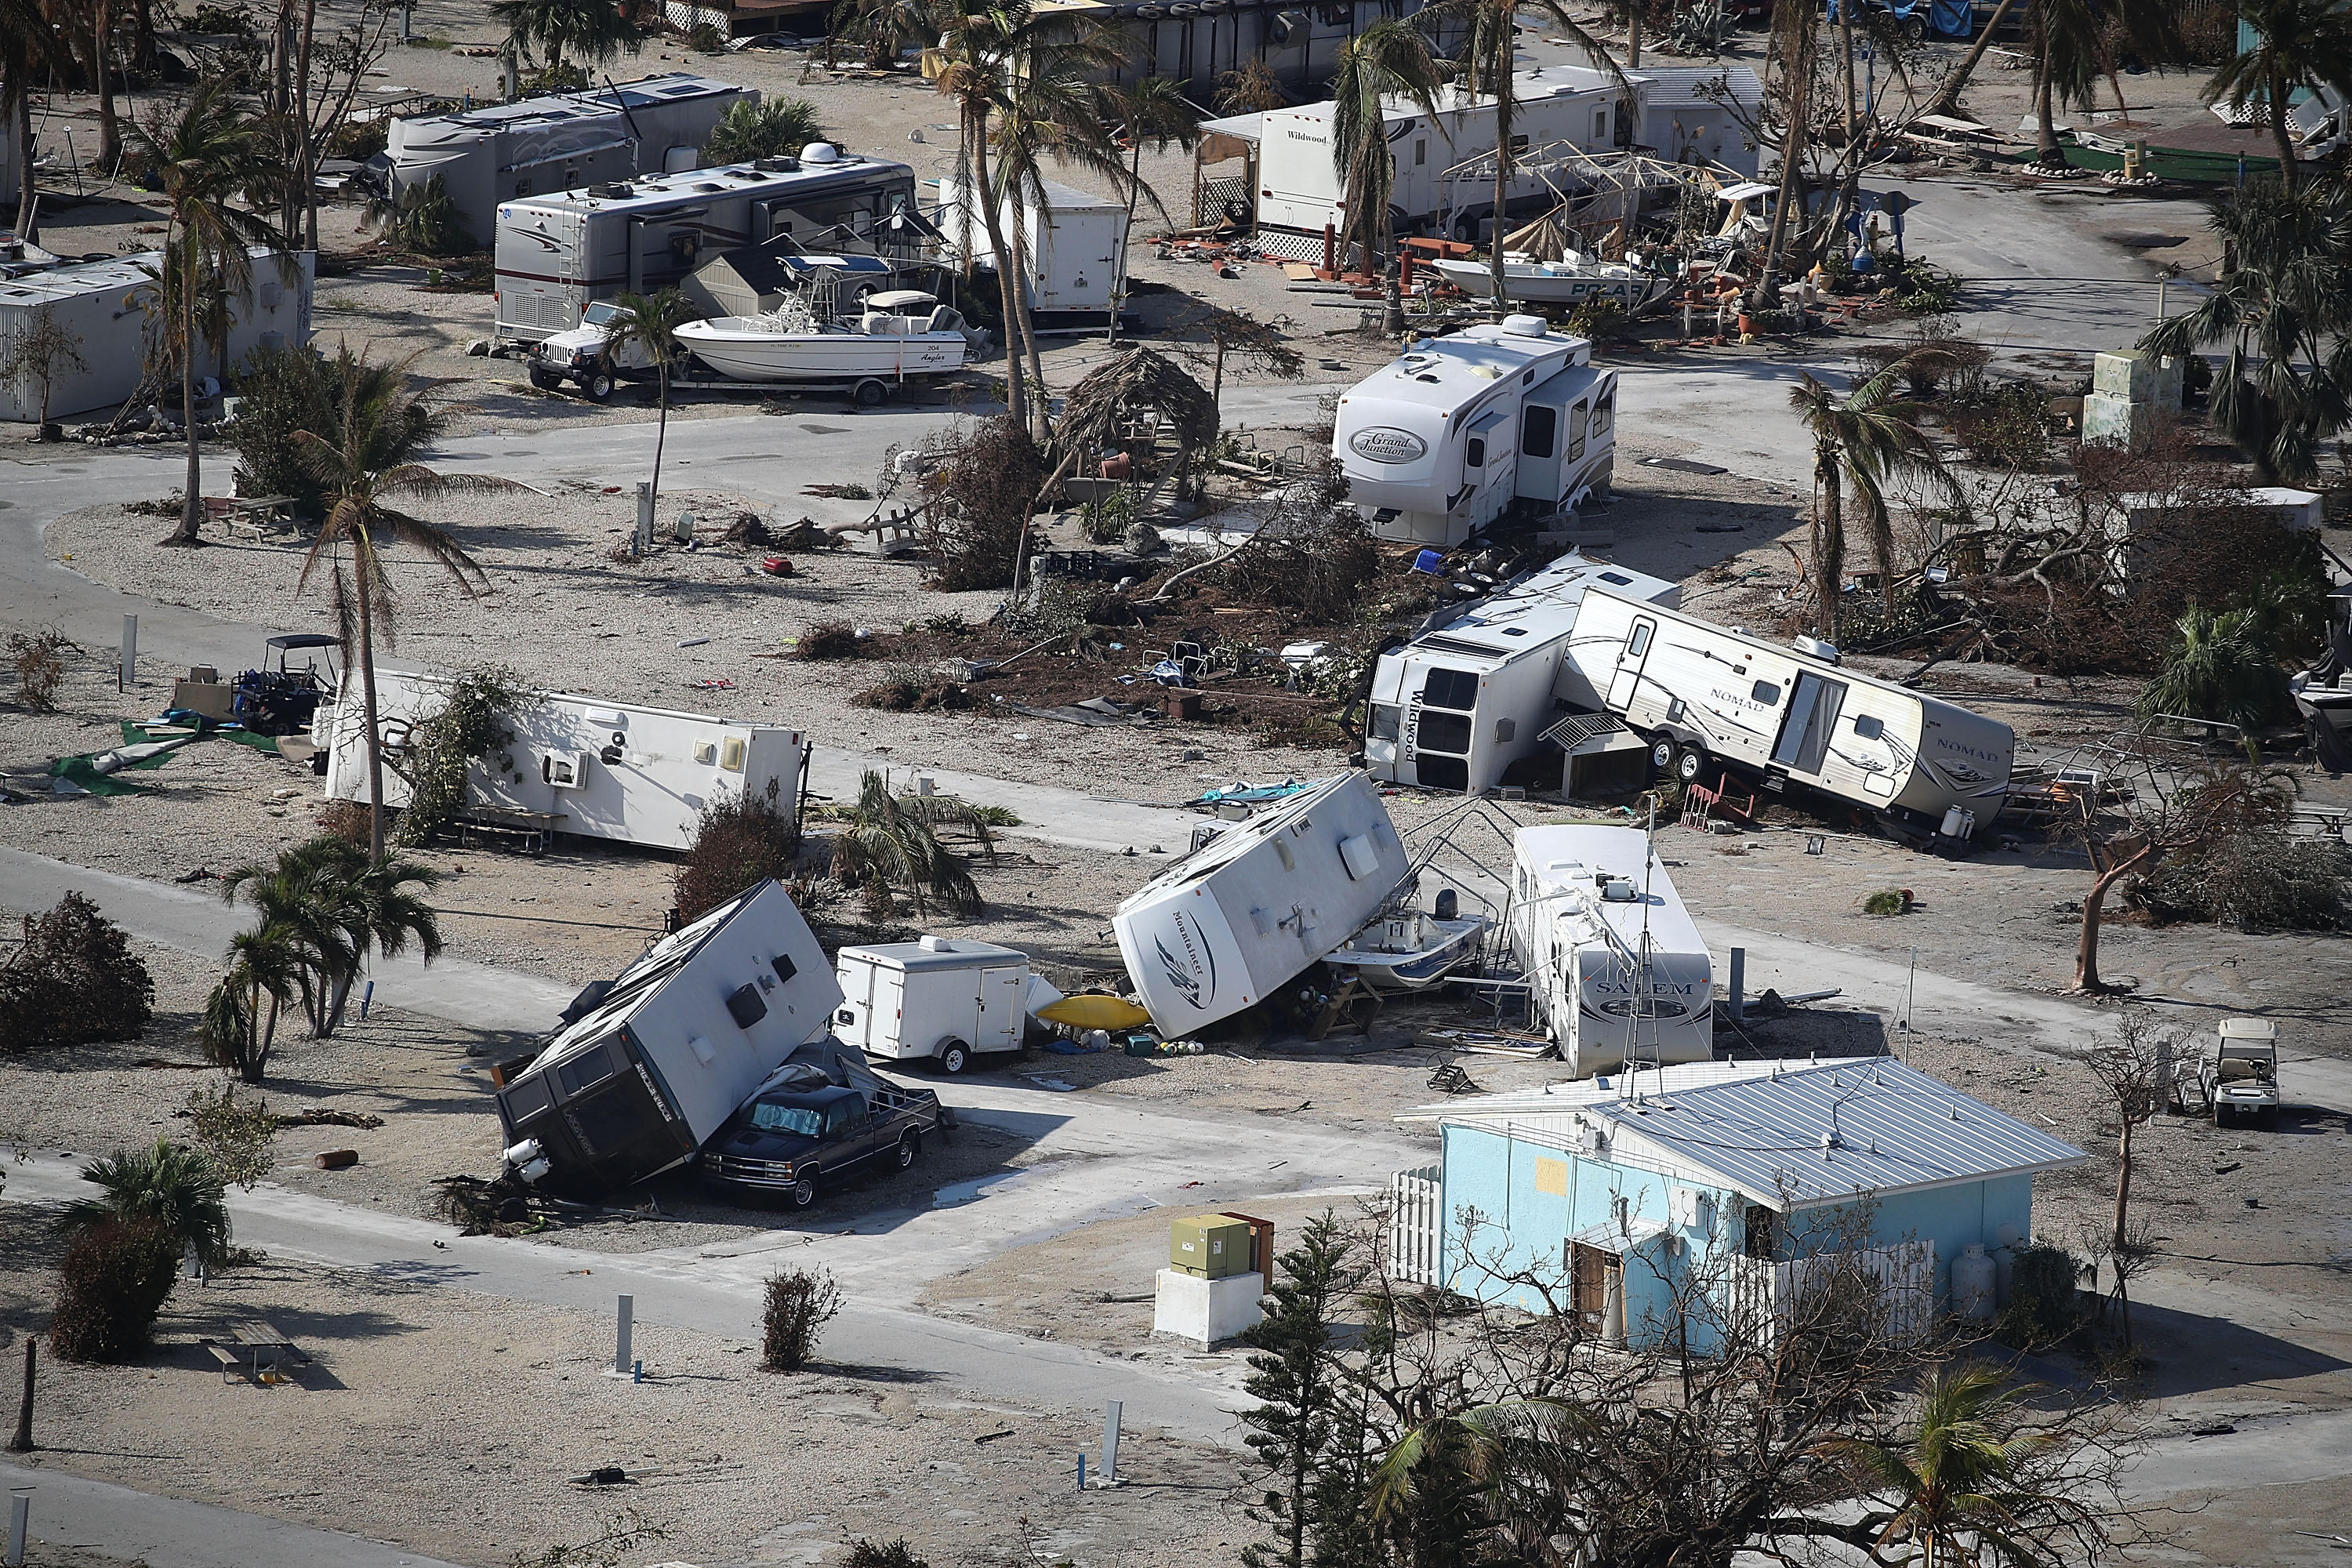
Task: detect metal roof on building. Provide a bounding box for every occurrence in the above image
[1406,1058,2088,1212]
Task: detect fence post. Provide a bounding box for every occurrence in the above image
[5,1491,27,1568]
[615,1294,633,1377]
[1101,1401,1121,1485]
[118,614,137,691]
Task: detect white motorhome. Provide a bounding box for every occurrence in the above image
[1334,316,1617,546]
[1508,824,1713,1077]
[493,149,919,341]
[385,74,754,247]
[494,879,842,1192]
[1566,587,2016,841]
[317,670,806,853]
[1367,552,1679,793]
[833,937,1031,1075]
[1114,772,1410,1034]
[937,174,1127,322]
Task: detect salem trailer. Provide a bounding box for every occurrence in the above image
[1114,771,1411,1035]
[316,669,805,852]
[1565,587,2015,842]
[494,149,920,342]
[833,936,1032,1075]
[383,74,754,248]
[1508,824,1713,1078]
[1366,550,1679,794]
[495,879,842,1194]
[1334,316,1617,546]
[937,174,1127,325]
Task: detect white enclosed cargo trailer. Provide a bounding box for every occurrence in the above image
[1508,824,1712,1077]
[493,149,919,341]
[1334,316,1617,546]
[937,174,1127,321]
[1366,551,1679,793]
[317,669,805,852]
[494,878,841,1192]
[1114,771,1410,1034]
[1565,587,2015,840]
[833,936,1031,1075]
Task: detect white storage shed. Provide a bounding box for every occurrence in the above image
[938,174,1126,321]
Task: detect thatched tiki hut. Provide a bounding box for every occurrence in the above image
[1047,346,1220,504]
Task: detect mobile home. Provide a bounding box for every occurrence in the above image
[495,879,842,1193]
[1366,551,1679,793]
[1334,315,1617,546]
[1566,587,2015,840]
[938,174,1127,321]
[317,669,806,852]
[386,74,755,246]
[1114,771,1410,1034]
[1508,825,1712,1077]
[493,149,919,341]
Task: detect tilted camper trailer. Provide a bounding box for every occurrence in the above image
[1366,551,1679,794]
[1508,825,1713,1077]
[495,880,842,1193]
[1334,316,1617,546]
[1114,772,1411,1034]
[493,150,919,341]
[1565,588,2015,841]
[317,670,805,852]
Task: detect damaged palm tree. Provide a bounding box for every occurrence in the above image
[1788,350,1960,641]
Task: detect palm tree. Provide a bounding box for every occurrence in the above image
[1330,20,1448,336]
[204,924,301,1083]
[58,1140,234,1269]
[220,845,360,1040]
[1094,75,1201,345]
[827,769,996,918]
[292,347,504,864]
[2138,605,2291,731]
[600,289,697,523]
[128,82,270,547]
[702,98,831,164]
[1788,350,1958,639]
[1422,0,1626,317]
[839,0,935,70]
[2027,0,2179,169]
[488,0,642,74]
[2208,0,2352,191]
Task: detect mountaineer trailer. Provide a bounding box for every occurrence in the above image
[1566,588,2015,840]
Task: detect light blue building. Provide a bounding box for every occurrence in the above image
[1388,1058,2086,1353]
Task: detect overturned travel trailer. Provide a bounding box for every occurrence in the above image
[1508,825,1712,1077]
[317,670,806,852]
[1366,551,1679,794]
[1114,771,1411,1034]
[1566,588,2015,842]
[1334,316,1617,547]
[493,149,920,342]
[495,879,842,1194]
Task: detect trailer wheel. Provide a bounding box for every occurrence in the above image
[583,364,615,401]
[1674,742,1711,786]
[896,1131,922,1170]
[853,378,888,408]
[789,1171,819,1207]
[1901,11,1927,40]
[1649,733,1677,774]
[938,1039,971,1075]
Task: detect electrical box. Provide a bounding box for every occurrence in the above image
[1169,1214,1255,1279]
[1668,1188,1714,1230]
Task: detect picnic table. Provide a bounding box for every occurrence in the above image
[207,495,296,542]
[200,1317,308,1385]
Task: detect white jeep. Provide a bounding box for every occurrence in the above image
[526,301,653,401]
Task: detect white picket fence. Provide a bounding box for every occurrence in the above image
[1388,1165,1446,1287]
[1723,1239,1937,1348]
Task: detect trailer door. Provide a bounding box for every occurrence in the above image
[1770,672,1848,775]
[978,965,1025,1050]
[1606,616,1655,710]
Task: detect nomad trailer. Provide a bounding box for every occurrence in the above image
[937,174,1127,323]
[1114,772,1410,1035]
[385,74,754,246]
[833,936,1031,1075]
[1508,825,1712,1077]
[317,670,805,852]
[1334,316,1617,546]
[494,879,841,1193]
[494,149,919,341]
[1566,587,2016,841]
[1254,67,1642,256]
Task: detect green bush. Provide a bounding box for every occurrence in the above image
[702,97,831,164]
[674,779,801,922]
[762,1266,842,1371]
[228,341,334,518]
[49,1218,183,1363]
[0,891,154,1054]
[397,666,524,847]
[2129,829,2352,931]
[1993,1242,2081,1350]
[378,173,474,256]
[1078,484,1137,544]
[1860,889,1911,916]
[2137,604,2291,731]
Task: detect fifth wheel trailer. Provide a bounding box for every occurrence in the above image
[1566,587,2016,841]
[316,669,804,852]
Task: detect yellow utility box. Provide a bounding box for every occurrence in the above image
[1169,1214,1255,1279]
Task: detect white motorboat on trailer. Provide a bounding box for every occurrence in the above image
[673,291,971,384]
[1324,909,1491,990]
[1428,249,1670,309]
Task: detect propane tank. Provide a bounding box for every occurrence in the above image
[1953,1243,1997,1322]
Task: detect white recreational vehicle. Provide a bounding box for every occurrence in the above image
[1334,316,1617,546]
[938,174,1127,323]
[1114,772,1411,1035]
[1508,824,1713,1077]
[495,878,842,1193]
[1366,552,1679,794]
[493,149,919,342]
[1566,587,2016,841]
[1254,66,1642,257]
[385,74,754,247]
[317,670,806,852]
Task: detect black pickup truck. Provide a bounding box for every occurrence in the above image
[701,1077,945,1207]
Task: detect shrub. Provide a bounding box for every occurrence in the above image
[228,340,334,517]
[376,172,474,256]
[2129,829,2352,931]
[916,417,1047,591]
[6,626,71,711]
[49,1218,183,1363]
[1994,1242,2082,1350]
[1566,297,1627,342]
[315,797,372,845]
[1860,889,1912,916]
[325,117,389,162]
[183,1085,278,1189]
[848,1542,927,1568]
[762,1266,842,1371]
[675,778,800,922]
[1078,485,1138,544]
[0,892,154,1053]
[1223,513,1380,623]
[796,621,865,660]
[703,97,831,163]
[851,660,974,713]
[397,666,524,847]
[2137,604,2292,731]
[1949,380,2053,470]
[686,20,728,53]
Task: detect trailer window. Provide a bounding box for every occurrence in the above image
[1592,386,1616,437]
[1626,622,1652,659]
[720,736,746,771]
[555,1044,622,1097]
[1568,400,1588,462]
[1369,703,1402,742]
[1423,667,1479,710]
[750,1101,825,1136]
[1420,711,1472,754]
[1465,436,1487,468]
[1751,680,1780,705]
[1414,139,1427,166]
[1853,713,1885,739]
[1521,404,1556,459]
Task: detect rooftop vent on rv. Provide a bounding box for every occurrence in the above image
[918,935,954,952]
[590,181,632,198]
[1601,878,1639,902]
[755,156,800,172]
[1501,314,1549,337]
[802,143,841,164]
[1791,633,1842,664]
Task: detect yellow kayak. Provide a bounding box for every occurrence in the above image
[1036,995,1154,1032]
